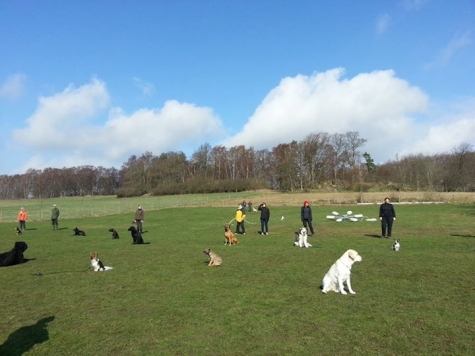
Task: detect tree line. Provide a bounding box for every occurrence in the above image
[0,131,474,199]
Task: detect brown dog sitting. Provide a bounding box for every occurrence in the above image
[224,224,238,245]
[203,248,223,267]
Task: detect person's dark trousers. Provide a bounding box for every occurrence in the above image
[260,219,269,234]
[19,221,26,230]
[302,220,314,235]
[381,217,393,237]
[235,221,245,234]
[52,219,58,230]
[136,220,143,233]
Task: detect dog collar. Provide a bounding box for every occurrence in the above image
[341,261,352,272]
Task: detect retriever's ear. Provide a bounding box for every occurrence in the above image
[347,250,357,260]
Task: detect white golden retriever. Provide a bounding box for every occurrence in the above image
[294,227,312,248]
[321,249,362,295]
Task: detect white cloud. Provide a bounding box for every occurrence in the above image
[13,78,225,170]
[400,100,475,157]
[10,72,475,173]
[0,73,27,100]
[103,100,224,159]
[376,13,390,36]
[403,0,430,11]
[133,77,156,96]
[225,68,475,163]
[424,31,472,69]
[13,78,110,149]
[225,68,431,162]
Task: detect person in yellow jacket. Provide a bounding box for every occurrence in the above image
[18,207,28,231]
[234,204,246,235]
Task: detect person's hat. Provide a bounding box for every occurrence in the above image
[53,204,57,207]
[238,204,242,209]
[138,205,142,209]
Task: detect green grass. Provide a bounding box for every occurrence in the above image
[0,193,254,223]
[1,201,475,355]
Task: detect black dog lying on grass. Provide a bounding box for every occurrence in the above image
[127,226,149,245]
[109,228,119,239]
[0,241,28,267]
[73,227,86,236]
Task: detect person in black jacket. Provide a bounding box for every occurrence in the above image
[301,200,315,236]
[379,197,396,238]
[258,202,270,235]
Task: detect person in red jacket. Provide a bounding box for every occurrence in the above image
[301,200,315,236]
[18,207,28,231]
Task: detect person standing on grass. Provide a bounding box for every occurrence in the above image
[234,204,246,235]
[258,202,270,235]
[379,197,396,238]
[134,205,145,233]
[301,200,315,236]
[18,207,28,231]
[51,204,60,230]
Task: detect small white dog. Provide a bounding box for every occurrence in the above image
[294,227,312,248]
[90,253,113,272]
[321,249,362,295]
[392,239,400,251]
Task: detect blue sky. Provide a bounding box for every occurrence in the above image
[1,0,474,175]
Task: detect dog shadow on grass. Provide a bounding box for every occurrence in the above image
[450,233,475,238]
[0,315,55,355]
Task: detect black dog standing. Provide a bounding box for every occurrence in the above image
[379,197,396,238]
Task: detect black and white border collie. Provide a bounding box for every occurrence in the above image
[90,253,113,271]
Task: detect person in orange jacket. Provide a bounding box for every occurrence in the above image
[18,207,28,231]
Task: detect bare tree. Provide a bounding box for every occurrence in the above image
[190,143,212,179]
[272,141,300,191]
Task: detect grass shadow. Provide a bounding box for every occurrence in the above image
[364,234,383,239]
[0,316,55,356]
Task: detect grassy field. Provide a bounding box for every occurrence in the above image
[0,194,475,355]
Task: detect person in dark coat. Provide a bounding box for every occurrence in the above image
[301,200,315,236]
[258,202,270,235]
[379,197,396,238]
